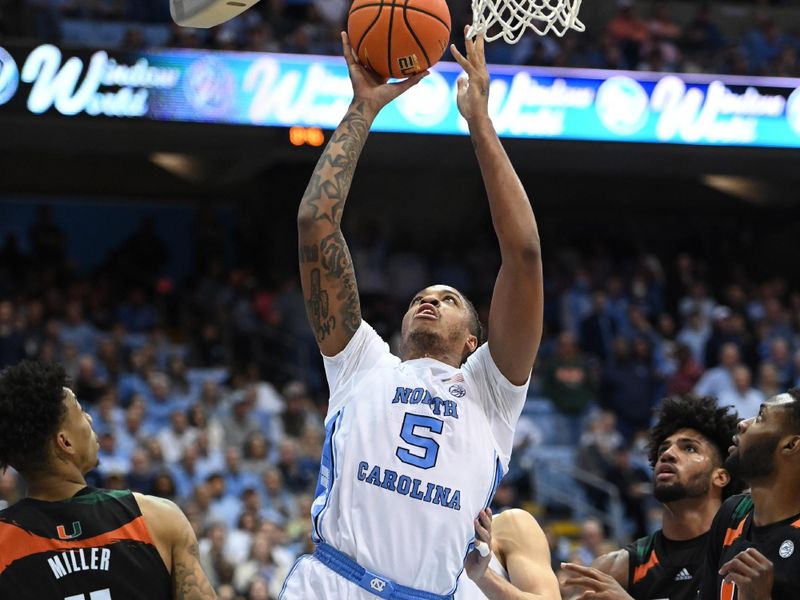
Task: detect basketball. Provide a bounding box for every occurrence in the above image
[347,0,452,79]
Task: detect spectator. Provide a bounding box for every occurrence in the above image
[717,364,764,419]
[602,337,660,440]
[607,0,650,70]
[676,309,710,366]
[579,290,619,363]
[666,343,704,395]
[542,331,597,443]
[694,342,740,398]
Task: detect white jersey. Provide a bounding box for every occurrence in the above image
[455,552,510,599]
[310,321,528,595]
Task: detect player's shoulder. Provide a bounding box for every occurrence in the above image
[493,509,547,551]
[592,548,630,587]
[719,493,753,525]
[623,531,658,563]
[134,493,186,536]
[494,508,541,533]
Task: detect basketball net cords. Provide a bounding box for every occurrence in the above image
[468,0,585,44]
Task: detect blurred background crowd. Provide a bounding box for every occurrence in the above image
[0,199,798,597]
[0,0,797,76]
[2,0,800,598]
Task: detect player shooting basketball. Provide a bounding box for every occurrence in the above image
[281,30,543,599]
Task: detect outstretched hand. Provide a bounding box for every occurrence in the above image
[450,28,491,125]
[465,508,493,582]
[341,32,428,117]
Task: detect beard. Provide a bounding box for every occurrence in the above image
[653,471,711,503]
[400,329,452,360]
[725,434,779,484]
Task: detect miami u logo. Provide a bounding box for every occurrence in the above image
[56,521,82,540]
[720,580,737,600]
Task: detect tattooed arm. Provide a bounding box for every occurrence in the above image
[135,493,217,600]
[298,32,427,356]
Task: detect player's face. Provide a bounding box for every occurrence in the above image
[60,388,100,473]
[726,394,798,484]
[652,428,722,503]
[400,285,477,357]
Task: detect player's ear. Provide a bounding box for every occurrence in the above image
[466,334,478,354]
[712,467,730,491]
[780,434,800,457]
[54,427,75,458]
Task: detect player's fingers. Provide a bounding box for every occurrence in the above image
[478,508,492,529]
[722,571,751,589]
[341,32,355,66]
[450,45,474,74]
[464,25,476,63]
[561,575,600,591]
[390,70,429,92]
[735,550,764,571]
[474,519,490,543]
[560,563,603,580]
[721,558,759,580]
[475,32,487,68]
[456,76,468,94]
[743,547,772,568]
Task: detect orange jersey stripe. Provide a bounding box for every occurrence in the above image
[720,580,736,600]
[632,550,659,584]
[0,516,154,575]
[791,518,800,529]
[723,518,746,548]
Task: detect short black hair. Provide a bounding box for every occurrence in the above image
[649,395,745,498]
[460,293,485,344]
[0,361,69,475]
[782,388,800,431]
[648,394,739,469]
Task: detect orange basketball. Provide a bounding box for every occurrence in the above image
[348,0,452,79]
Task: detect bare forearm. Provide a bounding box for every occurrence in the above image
[469,117,540,260]
[475,569,552,600]
[297,100,376,230]
[298,100,374,353]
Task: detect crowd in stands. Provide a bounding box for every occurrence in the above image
[1,202,800,597]
[1,0,798,76]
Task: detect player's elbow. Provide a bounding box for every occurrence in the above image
[509,237,541,265]
[297,208,318,232]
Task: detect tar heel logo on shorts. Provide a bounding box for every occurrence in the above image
[369,577,387,592]
[0,48,20,106]
[56,521,82,540]
[779,539,794,558]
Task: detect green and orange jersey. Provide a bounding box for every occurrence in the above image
[699,494,800,600]
[0,487,171,600]
[624,529,708,600]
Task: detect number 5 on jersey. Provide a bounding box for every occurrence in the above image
[396,414,444,469]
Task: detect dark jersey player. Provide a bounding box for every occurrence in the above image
[0,361,216,599]
[699,389,800,600]
[563,394,740,600]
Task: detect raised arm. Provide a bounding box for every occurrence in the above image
[135,493,217,600]
[451,34,543,385]
[298,33,426,356]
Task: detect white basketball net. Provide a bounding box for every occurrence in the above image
[469,0,585,43]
